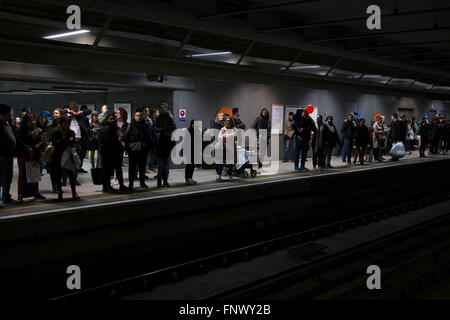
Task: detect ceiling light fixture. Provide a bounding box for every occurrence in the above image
[190,51,232,58]
[289,65,322,70]
[44,29,90,40]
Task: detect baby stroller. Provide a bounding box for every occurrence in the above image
[232,147,258,178]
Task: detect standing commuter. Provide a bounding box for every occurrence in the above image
[88,111,102,169]
[284,112,295,162]
[126,109,151,191]
[372,117,386,162]
[99,113,127,193]
[390,113,402,161]
[311,115,324,170]
[429,117,439,154]
[16,114,46,202]
[321,116,341,169]
[353,119,370,165]
[144,108,158,174]
[155,103,176,188]
[66,102,91,176]
[292,108,315,172]
[185,120,201,185]
[50,116,80,201]
[419,118,430,158]
[216,117,237,182]
[0,104,17,207]
[341,114,355,164]
[251,108,271,173]
[44,108,64,192]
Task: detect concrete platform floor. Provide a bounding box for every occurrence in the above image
[1,151,448,219]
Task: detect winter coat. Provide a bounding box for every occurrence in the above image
[50,127,75,166]
[252,116,271,139]
[321,122,341,149]
[0,119,16,160]
[390,120,402,142]
[340,120,355,140]
[354,125,370,147]
[98,122,123,162]
[155,113,176,156]
[292,115,315,142]
[373,122,385,149]
[125,120,151,153]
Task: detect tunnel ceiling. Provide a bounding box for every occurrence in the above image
[0,0,450,98]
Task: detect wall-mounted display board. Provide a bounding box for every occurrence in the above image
[271,105,284,134]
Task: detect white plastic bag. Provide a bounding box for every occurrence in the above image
[390,142,406,159]
[25,161,41,183]
[61,147,76,172]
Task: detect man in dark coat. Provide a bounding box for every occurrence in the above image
[0,104,17,206]
[390,113,402,143]
[155,103,176,188]
[389,113,403,161]
[98,113,127,192]
[292,108,316,172]
[340,114,355,164]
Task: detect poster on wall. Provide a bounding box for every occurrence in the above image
[271,105,284,135]
[114,103,132,123]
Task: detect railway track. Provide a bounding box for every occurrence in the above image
[203,199,450,300]
[50,192,450,300]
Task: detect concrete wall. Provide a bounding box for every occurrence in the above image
[173,80,450,130]
[3,78,450,130]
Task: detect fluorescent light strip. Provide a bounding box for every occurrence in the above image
[363,74,385,78]
[44,29,90,40]
[31,89,81,94]
[289,65,322,70]
[191,51,232,58]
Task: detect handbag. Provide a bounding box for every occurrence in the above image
[25,161,41,183]
[42,143,54,163]
[128,141,142,152]
[91,168,103,185]
[61,147,76,172]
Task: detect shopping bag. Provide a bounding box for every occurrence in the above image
[61,147,76,172]
[390,142,406,159]
[91,168,103,185]
[25,161,41,183]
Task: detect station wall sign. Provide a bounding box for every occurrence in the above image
[179,108,186,122]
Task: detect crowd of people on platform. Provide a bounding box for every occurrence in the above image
[1,101,450,208]
[0,102,177,207]
[284,110,450,170]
